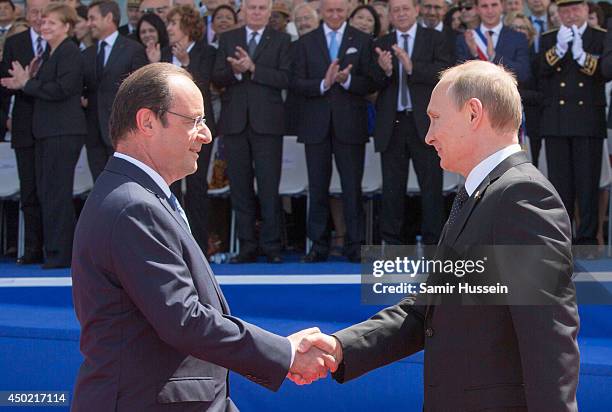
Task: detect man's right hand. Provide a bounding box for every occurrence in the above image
[375,47,393,77]
[556,25,574,56]
[323,60,340,89]
[287,332,343,385]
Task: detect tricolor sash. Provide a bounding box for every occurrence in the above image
[472,27,490,61]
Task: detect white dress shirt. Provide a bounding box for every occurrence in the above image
[479,20,503,51]
[113,152,172,198]
[320,22,351,94]
[396,23,417,112]
[98,30,119,66]
[464,144,522,196]
[29,28,47,56]
[421,20,443,32]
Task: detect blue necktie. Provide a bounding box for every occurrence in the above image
[328,31,338,60]
[169,194,191,233]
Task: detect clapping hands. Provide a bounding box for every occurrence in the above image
[286,328,343,385]
[227,46,255,75]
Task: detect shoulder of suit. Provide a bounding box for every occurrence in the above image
[591,26,607,33]
[4,29,29,46]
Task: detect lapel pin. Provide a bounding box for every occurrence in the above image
[474,190,481,200]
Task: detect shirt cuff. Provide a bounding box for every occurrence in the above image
[341,74,351,90]
[235,73,243,81]
[555,46,566,59]
[288,337,296,367]
[575,52,587,67]
[320,79,330,95]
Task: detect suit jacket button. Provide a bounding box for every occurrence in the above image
[578,101,584,106]
[578,82,584,87]
[559,100,565,105]
[425,327,434,337]
[560,82,566,87]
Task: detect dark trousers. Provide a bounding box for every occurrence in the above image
[85,127,113,181]
[170,141,213,256]
[305,130,365,256]
[14,146,43,256]
[35,135,82,265]
[380,111,444,245]
[225,127,282,255]
[545,136,602,244]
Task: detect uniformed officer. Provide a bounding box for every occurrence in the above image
[539,0,608,245]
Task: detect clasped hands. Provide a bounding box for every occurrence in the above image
[286,327,343,385]
[556,25,584,61]
[227,46,255,75]
[375,46,412,77]
[323,59,352,89]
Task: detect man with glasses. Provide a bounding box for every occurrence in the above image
[212,0,292,263]
[139,0,171,22]
[419,0,456,60]
[119,0,142,37]
[0,0,49,264]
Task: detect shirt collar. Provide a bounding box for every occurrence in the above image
[113,152,172,198]
[30,28,45,45]
[323,21,347,37]
[480,20,503,36]
[396,22,418,41]
[246,26,265,39]
[576,22,587,36]
[421,20,443,32]
[100,30,119,49]
[464,144,522,196]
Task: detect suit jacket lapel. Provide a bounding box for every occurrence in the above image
[253,27,272,61]
[315,25,331,65]
[338,26,353,62]
[443,151,531,246]
[581,26,594,52]
[411,25,424,60]
[102,36,125,77]
[496,26,507,55]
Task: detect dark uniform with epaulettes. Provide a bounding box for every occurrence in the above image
[538,21,608,244]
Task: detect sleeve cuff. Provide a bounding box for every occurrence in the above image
[320,79,329,95]
[235,73,243,81]
[341,74,351,90]
[288,337,295,367]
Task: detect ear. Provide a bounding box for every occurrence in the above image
[135,108,157,136]
[465,97,484,130]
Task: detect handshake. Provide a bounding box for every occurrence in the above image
[286,328,343,385]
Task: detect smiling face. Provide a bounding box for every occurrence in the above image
[139,20,159,45]
[87,5,114,40]
[212,7,236,33]
[388,0,418,33]
[41,10,70,47]
[26,0,50,34]
[557,2,588,28]
[167,13,189,44]
[476,0,503,27]
[150,75,211,183]
[350,7,375,35]
[321,0,348,30]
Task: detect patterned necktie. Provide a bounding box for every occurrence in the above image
[169,194,191,233]
[400,33,410,108]
[35,36,43,57]
[96,40,107,81]
[447,186,469,227]
[328,30,338,61]
[248,31,258,57]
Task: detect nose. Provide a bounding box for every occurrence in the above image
[425,130,434,146]
[197,124,212,144]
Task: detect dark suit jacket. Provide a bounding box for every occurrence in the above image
[118,24,131,36]
[22,37,87,139]
[371,27,454,152]
[519,44,543,139]
[162,41,217,136]
[539,26,608,138]
[212,26,291,136]
[83,34,147,147]
[0,29,38,147]
[456,26,531,83]
[292,24,373,144]
[71,156,292,411]
[332,151,580,411]
[599,18,612,128]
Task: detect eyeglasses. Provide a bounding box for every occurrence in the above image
[511,25,529,31]
[165,110,207,131]
[143,6,169,14]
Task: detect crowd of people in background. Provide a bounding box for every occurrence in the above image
[0,0,611,267]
